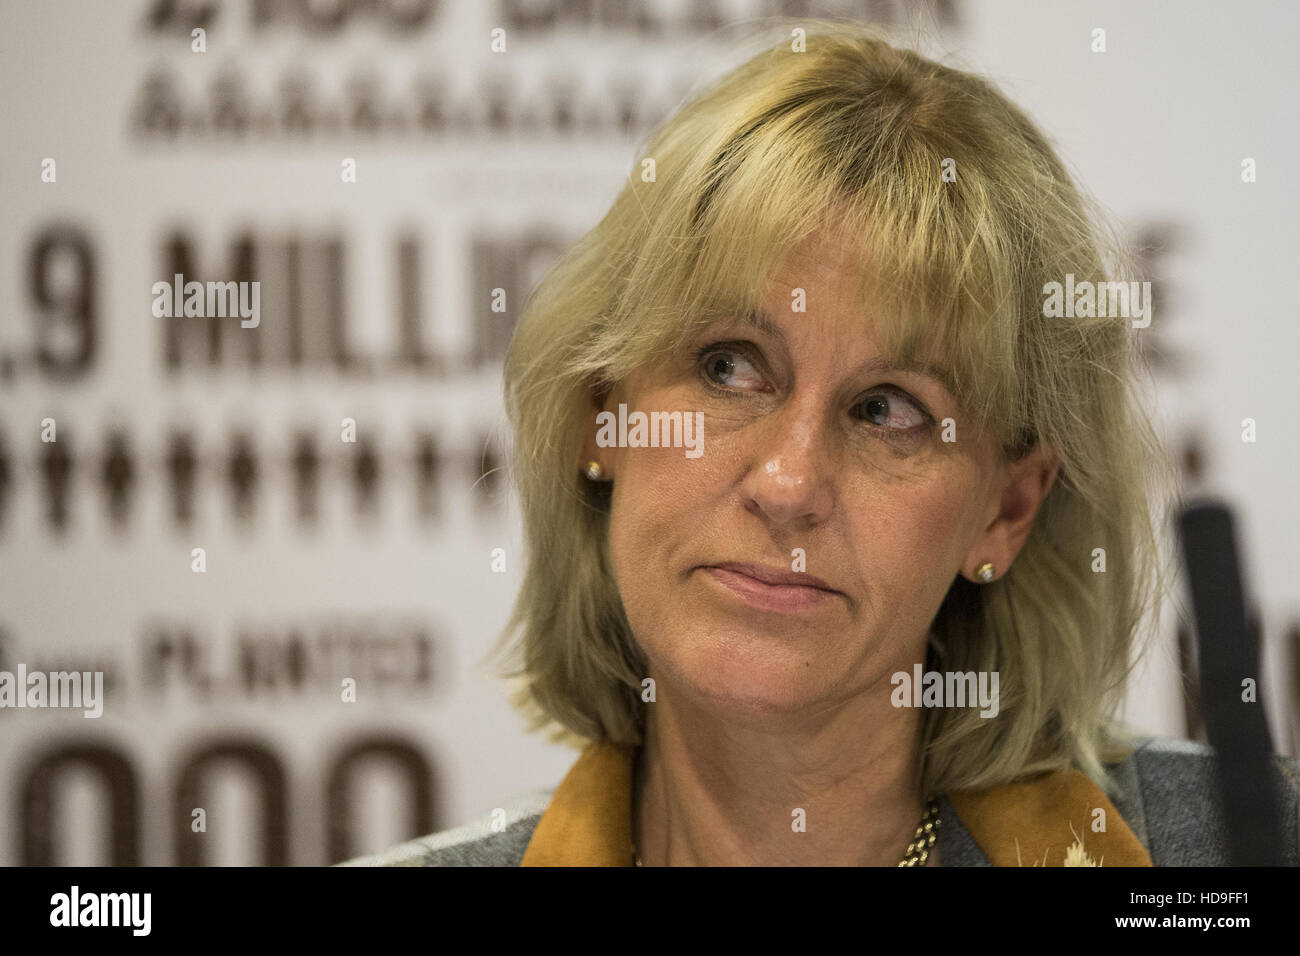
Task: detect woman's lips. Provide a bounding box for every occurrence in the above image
[698,563,840,614]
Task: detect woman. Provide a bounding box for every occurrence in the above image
[345,21,1299,867]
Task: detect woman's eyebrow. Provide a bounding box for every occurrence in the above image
[858,356,958,396]
[741,309,956,396]
[741,308,785,341]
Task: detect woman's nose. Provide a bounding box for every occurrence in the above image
[738,408,835,529]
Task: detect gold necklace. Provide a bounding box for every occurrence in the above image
[632,798,941,866]
[898,798,941,866]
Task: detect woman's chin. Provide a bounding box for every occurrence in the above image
[659,640,833,718]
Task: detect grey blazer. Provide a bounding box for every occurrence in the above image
[338,735,1300,866]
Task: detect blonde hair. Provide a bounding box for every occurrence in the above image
[493,20,1179,797]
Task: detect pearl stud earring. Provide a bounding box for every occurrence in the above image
[976,562,996,583]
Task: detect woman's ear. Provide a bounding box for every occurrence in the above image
[961,442,1060,582]
[578,378,616,479]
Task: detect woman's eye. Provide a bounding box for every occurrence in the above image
[700,348,765,390]
[853,390,928,430]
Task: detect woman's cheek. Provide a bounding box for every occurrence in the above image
[608,448,691,551]
[904,472,984,564]
[847,466,974,559]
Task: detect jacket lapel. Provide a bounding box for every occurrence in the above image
[521,739,635,866]
[947,767,1152,866]
[522,739,1152,866]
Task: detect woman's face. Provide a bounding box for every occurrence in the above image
[587,233,1056,722]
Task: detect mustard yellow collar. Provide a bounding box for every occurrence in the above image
[521,739,1152,866]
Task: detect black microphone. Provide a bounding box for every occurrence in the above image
[1177,499,1283,865]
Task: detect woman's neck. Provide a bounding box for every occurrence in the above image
[632,680,934,866]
